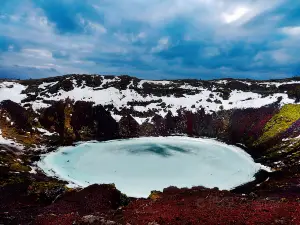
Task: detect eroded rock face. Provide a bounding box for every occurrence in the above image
[93,105,119,141]
[119,114,139,138]
[39,99,74,143]
[0,100,34,135]
[71,101,95,140]
[1,95,300,165]
[228,106,278,146]
[38,100,119,144]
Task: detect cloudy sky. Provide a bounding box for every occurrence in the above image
[0,0,300,80]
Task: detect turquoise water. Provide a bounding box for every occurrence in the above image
[38,137,263,197]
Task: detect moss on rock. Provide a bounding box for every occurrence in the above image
[29,181,66,193]
[28,181,69,203]
[120,193,131,206]
[256,104,300,145]
[149,191,162,200]
[10,162,31,172]
[0,153,14,165]
[0,174,27,186]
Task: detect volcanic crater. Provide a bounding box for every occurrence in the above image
[1,74,300,224]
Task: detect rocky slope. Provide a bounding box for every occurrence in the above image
[1,74,300,224]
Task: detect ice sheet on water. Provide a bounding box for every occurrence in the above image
[38,137,264,197]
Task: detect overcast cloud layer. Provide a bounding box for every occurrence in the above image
[0,0,300,79]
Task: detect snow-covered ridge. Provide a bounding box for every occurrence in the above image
[0,75,300,123]
[259,81,300,87]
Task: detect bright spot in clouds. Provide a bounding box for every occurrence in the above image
[282,26,300,36]
[222,7,249,24]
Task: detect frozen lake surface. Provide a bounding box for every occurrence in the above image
[38,137,263,197]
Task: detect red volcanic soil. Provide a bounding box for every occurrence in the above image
[123,186,300,225]
[30,185,300,225]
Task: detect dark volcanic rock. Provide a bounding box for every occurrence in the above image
[39,99,75,144]
[151,114,167,136]
[41,184,127,215]
[0,100,33,132]
[71,101,95,140]
[119,114,139,138]
[228,106,278,147]
[93,105,119,140]
[138,122,156,136]
[39,100,119,143]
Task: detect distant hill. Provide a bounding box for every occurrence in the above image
[0,65,61,79]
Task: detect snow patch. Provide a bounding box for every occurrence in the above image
[38,81,58,90]
[0,82,27,103]
[36,128,57,136]
[132,116,148,125]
